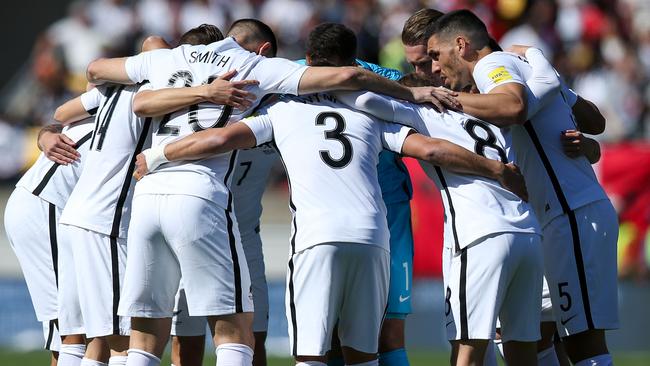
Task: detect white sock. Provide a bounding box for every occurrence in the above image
[295,362,327,366]
[125,349,161,366]
[537,346,560,366]
[58,344,86,366]
[80,358,108,366]
[109,355,128,366]
[346,360,378,366]
[215,343,254,366]
[482,339,498,366]
[575,353,613,366]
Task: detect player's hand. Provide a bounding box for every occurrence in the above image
[409,86,460,111]
[498,162,529,202]
[507,45,533,57]
[40,132,79,165]
[203,70,259,110]
[561,129,585,158]
[133,153,149,181]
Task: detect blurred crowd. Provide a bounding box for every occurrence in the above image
[0,0,648,278]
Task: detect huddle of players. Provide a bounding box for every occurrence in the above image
[4,7,618,366]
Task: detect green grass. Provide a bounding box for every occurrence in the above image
[2,349,649,365]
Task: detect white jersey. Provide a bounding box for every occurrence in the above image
[124,37,307,208]
[242,93,412,253]
[59,85,152,238]
[473,52,608,226]
[231,145,277,240]
[16,122,95,208]
[388,101,539,251]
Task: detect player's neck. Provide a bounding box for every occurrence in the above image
[468,46,493,74]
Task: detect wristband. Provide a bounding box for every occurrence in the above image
[143,144,169,172]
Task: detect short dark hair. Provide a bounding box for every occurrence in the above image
[228,18,278,56]
[179,24,224,46]
[425,9,490,49]
[306,23,357,67]
[401,8,444,46]
[398,73,430,87]
[488,37,503,51]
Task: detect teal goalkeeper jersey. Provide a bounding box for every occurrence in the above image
[295,59,412,203]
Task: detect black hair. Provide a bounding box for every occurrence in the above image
[179,24,224,46]
[424,9,490,49]
[306,23,357,67]
[228,18,278,56]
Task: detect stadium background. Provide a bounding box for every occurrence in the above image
[0,0,648,364]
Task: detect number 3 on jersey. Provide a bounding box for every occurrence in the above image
[315,111,353,168]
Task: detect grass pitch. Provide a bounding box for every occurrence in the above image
[1,349,649,365]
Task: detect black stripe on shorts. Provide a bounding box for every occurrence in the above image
[524,122,594,329]
[48,203,59,287]
[109,236,120,334]
[223,150,244,313]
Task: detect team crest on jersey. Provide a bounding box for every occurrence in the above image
[488,66,512,83]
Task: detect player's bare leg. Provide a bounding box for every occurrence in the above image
[171,335,205,366]
[209,312,255,366]
[342,346,378,365]
[84,337,111,363]
[502,341,538,366]
[253,331,267,366]
[379,319,408,365]
[128,317,171,358]
[59,334,86,366]
[108,334,130,365]
[451,340,489,366]
[561,329,610,365]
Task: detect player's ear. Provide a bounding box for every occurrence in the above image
[258,42,273,57]
[455,36,467,57]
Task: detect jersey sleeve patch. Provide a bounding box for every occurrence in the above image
[488,66,513,84]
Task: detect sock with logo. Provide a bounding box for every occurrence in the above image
[379,348,410,366]
[125,349,161,366]
[574,353,613,366]
[215,343,254,366]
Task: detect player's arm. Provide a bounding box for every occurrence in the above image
[299,66,459,109]
[37,124,80,165]
[456,49,560,126]
[571,96,605,135]
[133,121,263,180]
[132,70,259,116]
[401,132,528,201]
[561,130,601,163]
[86,57,132,85]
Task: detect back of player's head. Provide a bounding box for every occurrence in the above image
[179,24,224,46]
[306,23,357,67]
[401,8,444,46]
[425,9,490,49]
[488,37,503,51]
[227,18,278,57]
[398,73,430,87]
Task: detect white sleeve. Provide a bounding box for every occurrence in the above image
[380,121,414,154]
[251,57,308,95]
[473,53,525,93]
[124,49,168,83]
[79,88,103,113]
[523,48,561,119]
[241,113,274,146]
[335,91,426,131]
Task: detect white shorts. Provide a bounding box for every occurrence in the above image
[43,320,61,352]
[170,284,207,337]
[119,194,253,318]
[57,226,85,336]
[242,229,269,333]
[445,232,543,343]
[59,224,130,338]
[541,277,554,323]
[4,188,59,322]
[287,243,390,356]
[542,199,619,337]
